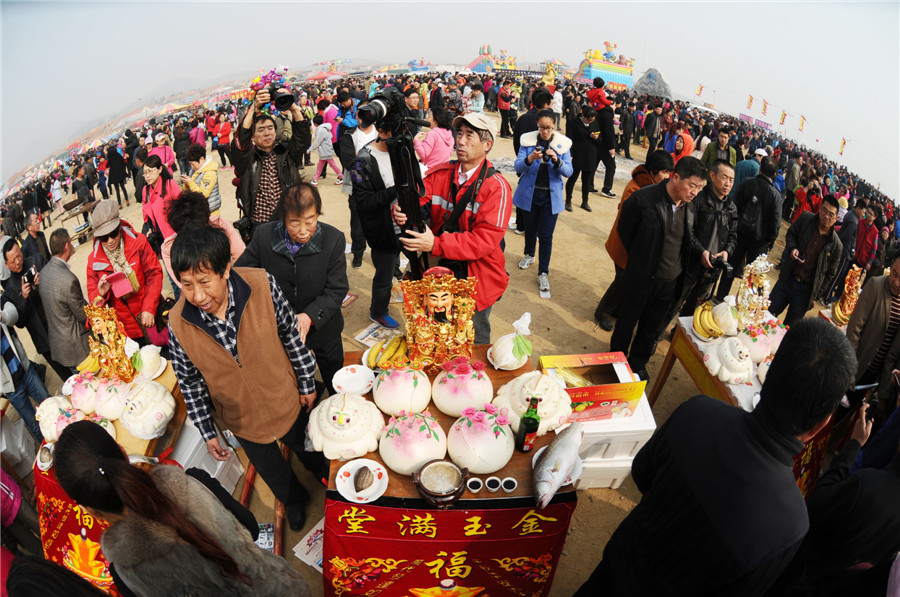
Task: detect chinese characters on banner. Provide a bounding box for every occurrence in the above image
[323,496,577,596]
[34,463,121,595]
[792,417,835,497]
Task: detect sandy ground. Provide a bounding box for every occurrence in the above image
[15,112,792,595]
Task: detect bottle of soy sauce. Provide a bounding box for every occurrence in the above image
[516,396,541,453]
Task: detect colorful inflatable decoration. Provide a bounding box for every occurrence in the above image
[574,45,635,91]
[408,58,433,73]
[466,44,519,74]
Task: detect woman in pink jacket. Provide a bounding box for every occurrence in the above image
[148,133,176,173]
[414,107,454,170]
[142,154,178,240]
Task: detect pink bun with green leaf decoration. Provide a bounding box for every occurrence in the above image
[378,410,447,475]
[373,366,431,416]
[94,379,129,421]
[69,372,101,415]
[432,357,494,417]
[447,403,514,474]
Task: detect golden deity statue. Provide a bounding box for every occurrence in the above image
[401,267,476,372]
[85,304,136,382]
[735,254,773,327]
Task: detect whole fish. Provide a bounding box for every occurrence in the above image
[533,422,583,509]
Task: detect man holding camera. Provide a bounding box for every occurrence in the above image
[665,159,737,324]
[715,156,783,300]
[396,113,513,345]
[231,86,311,230]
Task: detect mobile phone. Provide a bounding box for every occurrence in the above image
[23,265,37,287]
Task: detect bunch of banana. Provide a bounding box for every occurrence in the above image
[76,353,100,373]
[692,302,724,340]
[832,300,850,326]
[365,335,408,369]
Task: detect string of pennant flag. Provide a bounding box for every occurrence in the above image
[693,83,846,157]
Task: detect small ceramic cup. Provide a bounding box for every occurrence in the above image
[466,477,483,493]
[485,476,501,492]
[501,477,518,493]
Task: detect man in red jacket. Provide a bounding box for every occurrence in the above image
[396,112,512,344]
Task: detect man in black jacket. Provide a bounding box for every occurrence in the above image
[667,159,737,322]
[823,198,865,303]
[350,122,401,330]
[769,194,842,325]
[576,318,857,597]
[617,102,635,159]
[716,156,783,299]
[231,87,311,232]
[784,404,900,595]
[595,96,618,198]
[565,105,600,212]
[610,157,707,379]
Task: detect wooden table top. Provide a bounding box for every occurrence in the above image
[328,345,574,503]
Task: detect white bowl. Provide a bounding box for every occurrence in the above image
[332,365,376,395]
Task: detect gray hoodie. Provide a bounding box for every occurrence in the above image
[308,122,335,159]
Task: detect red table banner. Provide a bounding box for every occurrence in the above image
[323,495,577,596]
[34,463,120,595]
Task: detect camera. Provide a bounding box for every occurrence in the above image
[357,87,406,132]
[268,84,294,111]
[710,255,733,276]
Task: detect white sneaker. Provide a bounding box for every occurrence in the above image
[518,255,535,269]
[538,273,550,292]
[335,178,344,185]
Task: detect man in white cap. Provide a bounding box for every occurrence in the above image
[395,112,512,344]
[728,147,767,201]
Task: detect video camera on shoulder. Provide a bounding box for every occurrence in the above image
[358,87,432,279]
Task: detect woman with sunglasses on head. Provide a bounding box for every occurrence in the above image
[86,199,163,342]
[53,421,311,597]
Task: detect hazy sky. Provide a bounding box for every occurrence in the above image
[2,1,898,195]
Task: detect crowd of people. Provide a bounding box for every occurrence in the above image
[1,67,898,596]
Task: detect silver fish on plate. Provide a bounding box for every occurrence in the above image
[533,422,584,509]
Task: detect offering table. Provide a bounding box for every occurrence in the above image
[323,345,577,596]
[33,363,186,594]
[647,316,833,497]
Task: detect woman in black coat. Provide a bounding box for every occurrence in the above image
[172,124,191,175]
[234,182,349,396]
[105,144,130,207]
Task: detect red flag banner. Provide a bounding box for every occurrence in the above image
[780,111,788,125]
[746,94,754,109]
[799,115,806,132]
[761,99,768,115]
[696,84,703,97]
[323,497,577,596]
[840,138,847,156]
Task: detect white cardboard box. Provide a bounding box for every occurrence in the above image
[579,394,656,463]
[170,418,244,494]
[575,455,635,490]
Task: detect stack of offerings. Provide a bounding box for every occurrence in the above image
[539,353,656,489]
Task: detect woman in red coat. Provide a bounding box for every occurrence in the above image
[212,113,232,170]
[87,200,163,341]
